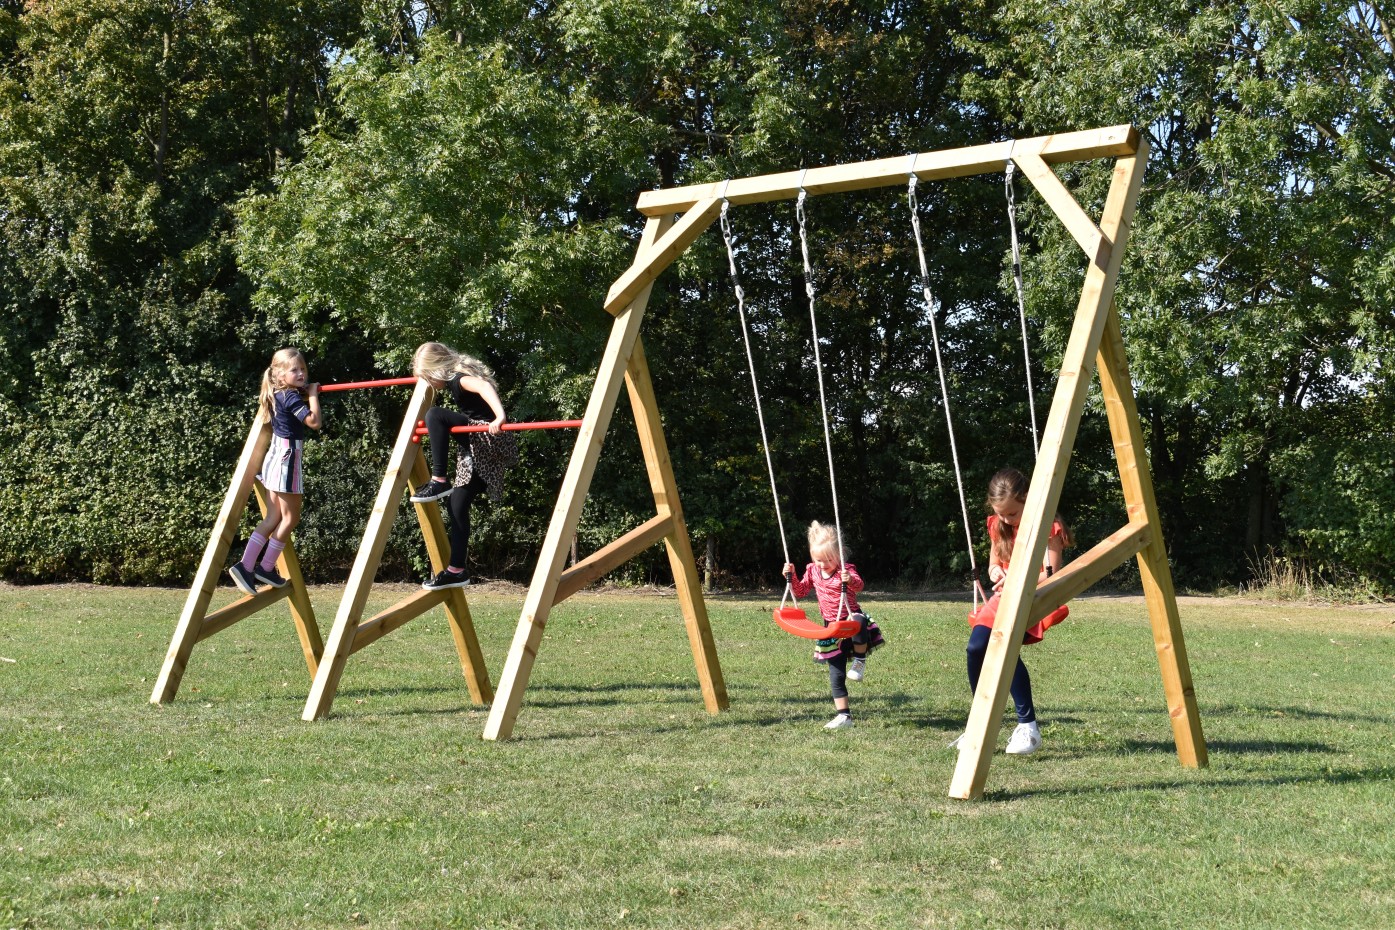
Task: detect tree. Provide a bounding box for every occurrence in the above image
[957,0,1395,585]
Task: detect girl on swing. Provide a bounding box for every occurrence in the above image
[952,466,1072,755]
[783,521,885,730]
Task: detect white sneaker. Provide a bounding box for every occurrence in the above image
[947,732,964,749]
[823,712,854,730]
[847,655,867,682]
[1005,721,1041,755]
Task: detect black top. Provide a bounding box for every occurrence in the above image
[445,374,494,421]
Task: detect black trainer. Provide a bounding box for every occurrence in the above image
[410,479,454,503]
[253,565,289,588]
[422,568,470,591]
[228,562,259,595]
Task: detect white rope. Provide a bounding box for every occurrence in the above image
[1006,160,1040,457]
[907,170,986,610]
[719,193,799,609]
[795,177,851,619]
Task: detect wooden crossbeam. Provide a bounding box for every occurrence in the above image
[1029,522,1151,621]
[350,589,448,655]
[197,587,292,643]
[555,514,675,605]
[1011,150,1107,264]
[604,198,722,316]
[636,126,1139,215]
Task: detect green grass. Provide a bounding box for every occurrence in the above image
[1,584,1392,929]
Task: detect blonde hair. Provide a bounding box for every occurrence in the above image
[986,467,1073,564]
[806,520,847,563]
[412,341,496,388]
[258,348,308,422]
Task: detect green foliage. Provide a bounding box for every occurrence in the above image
[1,0,1391,593]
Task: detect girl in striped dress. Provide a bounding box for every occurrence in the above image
[783,521,885,730]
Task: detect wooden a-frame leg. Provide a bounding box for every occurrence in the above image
[252,480,323,678]
[483,214,679,741]
[151,417,269,704]
[949,146,1149,800]
[408,446,492,704]
[303,381,437,720]
[1096,306,1207,767]
[626,336,728,713]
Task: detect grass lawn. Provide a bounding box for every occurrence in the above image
[1,583,1392,929]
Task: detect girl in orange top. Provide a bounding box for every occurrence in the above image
[954,467,1072,755]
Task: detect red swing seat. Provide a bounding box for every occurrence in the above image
[773,605,861,640]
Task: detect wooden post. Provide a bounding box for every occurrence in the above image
[302,380,491,720]
[625,336,728,713]
[947,141,1150,800]
[152,416,323,703]
[1096,305,1207,767]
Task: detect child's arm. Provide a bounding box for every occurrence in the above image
[302,384,323,430]
[784,563,812,598]
[460,375,507,435]
[1041,525,1067,577]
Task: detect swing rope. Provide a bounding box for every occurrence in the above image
[906,161,987,611]
[796,175,851,621]
[719,196,793,574]
[1006,161,1040,456]
[720,188,860,641]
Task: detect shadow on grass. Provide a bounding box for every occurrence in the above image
[995,763,1395,802]
[1125,737,1339,755]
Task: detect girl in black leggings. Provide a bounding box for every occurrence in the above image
[409,342,517,590]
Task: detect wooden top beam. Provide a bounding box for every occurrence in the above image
[635,125,1140,216]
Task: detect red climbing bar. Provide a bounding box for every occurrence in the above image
[413,419,582,435]
[319,376,418,393]
[410,419,582,442]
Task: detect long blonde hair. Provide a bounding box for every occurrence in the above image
[412,341,496,389]
[258,348,308,423]
[986,467,1073,565]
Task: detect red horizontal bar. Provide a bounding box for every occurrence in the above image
[319,376,418,393]
[410,419,582,442]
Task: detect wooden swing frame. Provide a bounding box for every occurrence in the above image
[483,124,1207,802]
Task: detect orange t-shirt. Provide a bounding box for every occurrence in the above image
[968,515,1068,644]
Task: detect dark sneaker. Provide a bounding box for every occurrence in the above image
[422,568,470,591]
[253,565,289,588]
[410,479,454,503]
[228,562,258,595]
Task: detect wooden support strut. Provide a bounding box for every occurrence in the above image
[151,416,323,705]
